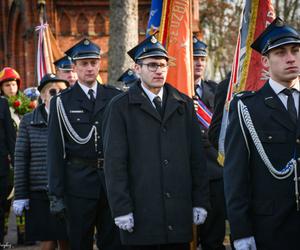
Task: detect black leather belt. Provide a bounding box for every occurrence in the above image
[68,157,104,169]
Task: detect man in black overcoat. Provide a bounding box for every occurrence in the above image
[103,35,210,250]
[224,17,300,250]
[0,96,16,246]
[193,36,226,250]
[47,38,123,250]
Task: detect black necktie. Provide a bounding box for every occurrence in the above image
[153,96,163,117]
[88,89,95,103]
[282,88,297,123]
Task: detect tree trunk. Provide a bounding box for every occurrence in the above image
[108,0,138,87]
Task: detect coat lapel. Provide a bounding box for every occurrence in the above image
[73,83,94,112]
[128,83,161,122]
[262,82,295,132]
[163,84,186,123]
[201,81,214,109]
[93,84,109,115]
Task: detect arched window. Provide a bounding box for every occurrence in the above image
[77,13,89,35]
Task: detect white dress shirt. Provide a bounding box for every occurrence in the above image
[78,81,98,99]
[141,83,164,108]
[269,78,300,114]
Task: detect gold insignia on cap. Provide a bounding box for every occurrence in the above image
[50,74,55,78]
[193,37,198,43]
[151,36,157,43]
[84,39,90,45]
[128,70,133,76]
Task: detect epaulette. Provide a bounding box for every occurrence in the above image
[234,90,256,100]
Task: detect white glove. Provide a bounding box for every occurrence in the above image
[114,212,134,232]
[234,236,257,250]
[193,207,207,225]
[13,199,30,216]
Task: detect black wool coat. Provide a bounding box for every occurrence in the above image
[0,97,16,176]
[224,82,300,250]
[103,82,210,245]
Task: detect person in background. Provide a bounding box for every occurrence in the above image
[117,69,139,90]
[224,17,300,250]
[103,35,210,250]
[54,55,78,86]
[13,74,69,250]
[0,96,16,249]
[192,36,226,250]
[0,66,33,245]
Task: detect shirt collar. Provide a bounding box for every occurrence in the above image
[269,78,300,95]
[141,83,164,103]
[78,81,98,97]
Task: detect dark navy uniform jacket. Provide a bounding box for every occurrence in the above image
[224,81,300,250]
[47,82,121,199]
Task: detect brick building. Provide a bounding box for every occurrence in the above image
[0,0,200,89]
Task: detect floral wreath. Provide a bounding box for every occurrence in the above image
[7,91,35,116]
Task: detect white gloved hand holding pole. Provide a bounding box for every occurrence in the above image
[13,199,30,216]
[193,207,207,225]
[114,212,134,232]
[234,236,257,250]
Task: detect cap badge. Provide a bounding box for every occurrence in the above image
[84,39,90,45]
[193,37,197,43]
[151,36,157,44]
[50,74,56,78]
[128,70,133,76]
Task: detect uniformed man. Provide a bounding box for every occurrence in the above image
[117,69,139,90]
[54,55,78,86]
[224,17,300,250]
[47,38,123,250]
[103,35,210,250]
[193,36,226,250]
[0,97,16,248]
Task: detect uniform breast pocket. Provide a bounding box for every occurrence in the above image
[258,130,287,144]
[69,113,91,124]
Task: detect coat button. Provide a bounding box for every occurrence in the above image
[162,127,167,133]
[163,160,169,166]
[77,118,80,121]
[268,136,272,140]
[296,139,300,144]
[298,158,300,162]
[168,225,173,231]
[97,136,100,139]
[165,192,171,198]
[95,121,99,125]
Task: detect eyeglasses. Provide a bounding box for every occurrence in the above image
[139,62,168,72]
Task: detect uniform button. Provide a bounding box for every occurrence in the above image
[168,225,173,231]
[162,127,167,133]
[201,130,205,134]
[98,151,102,154]
[97,136,100,139]
[77,118,80,121]
[268,136,272,140]
[163,160,169,166]
[296,139,300,144]
[298,158,300,162]
[95,121,99,125]
[165,192,171,198]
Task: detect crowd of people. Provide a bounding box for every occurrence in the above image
[0,16,300,250]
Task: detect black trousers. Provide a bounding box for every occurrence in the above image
[128,243,190,250]
[0,175,8,245]
[64,175,123,250]
[198,178,226,250]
